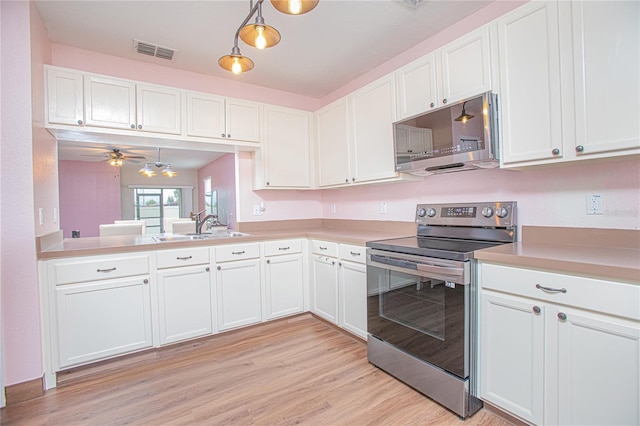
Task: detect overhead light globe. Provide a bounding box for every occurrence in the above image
[139,164,156,177]
[239,6,280,49]
[162,165,177,177]
[219,46,254,75]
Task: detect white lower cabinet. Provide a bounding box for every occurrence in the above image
[480,263,640,425]
[311,253,339,323]
[338,260,367,340]
[264,239,304,320]
[214,243,262,331]
[55,276,153,369]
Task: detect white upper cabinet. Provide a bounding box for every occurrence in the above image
[84,75,181,134]
[349,74,397,183]
[570,0,640,157]
[84,75,137,130]
[258,105,311,189]
[186,92,260,142]
[46,68,84,126]
[395,25,494,120]
[497,1,565,165]
[438,25,494,106]
[315,98,351,187]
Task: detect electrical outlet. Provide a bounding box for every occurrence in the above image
[252,205,263,216]
[380,202,388,214]
[331,204,336,214]
[587,194,603,215]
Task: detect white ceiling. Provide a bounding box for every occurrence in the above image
[38,0,493,168]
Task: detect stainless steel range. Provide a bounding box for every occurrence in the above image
[366,201,517,418]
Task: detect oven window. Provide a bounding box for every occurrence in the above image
[367,263,467,378]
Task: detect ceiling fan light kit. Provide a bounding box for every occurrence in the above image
[219,0,318,75]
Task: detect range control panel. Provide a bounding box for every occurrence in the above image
[415,202,517,228]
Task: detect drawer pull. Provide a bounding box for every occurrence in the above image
[350,251,361,256]
[206,267,210,272]
[536,284,567,293]
[533,306,541,314]
[217,266,221,271]
[232,251,245,255]
[266,259,271,264]
[319,246,328,250]
[176,256,193,260]
[143,279,149,285]
[96,267,117,273]
[558,312,567,321]
[278,247,290,251]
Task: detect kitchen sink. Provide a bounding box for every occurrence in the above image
[153,232,249,243]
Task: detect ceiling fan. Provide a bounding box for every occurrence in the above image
[81,148,146,166]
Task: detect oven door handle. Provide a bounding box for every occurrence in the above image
[416,263,464,277]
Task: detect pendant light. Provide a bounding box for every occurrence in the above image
[454,101,475,124]
[270,0,318,15]
[138,148,177,177]
[218,46,255,75]
[239,2,280,49]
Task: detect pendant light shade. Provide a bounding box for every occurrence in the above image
[454,101,475,124]
[219,46,255,75]
[271,0,318,15]
[239,5,280,49]
[139,164,157,177]
[138,148,177,177]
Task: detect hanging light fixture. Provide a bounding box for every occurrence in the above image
[138,148,177,177]
[454,101,475,124]
[270,0,318,15]
[219,0,318,75]
[109,158,123,167]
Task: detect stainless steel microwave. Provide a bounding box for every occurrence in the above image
[394,92,499,175]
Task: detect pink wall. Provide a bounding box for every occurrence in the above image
[197,154,237,228]
[1,0,43,386]
[58,160,122,238]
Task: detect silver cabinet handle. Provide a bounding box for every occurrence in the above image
[96,267,116,273]
[137,124,142,129]
[278,247,290,251]
[266,182,270,186]
[442,98,447,104]
[266,259,271,264]
[429,102,435,108]
[575,145,584,153]
[416,263,463,276]
[176,256,192,260]
[232,251,245,255]
[349,251,361,256]
[143,278,149,285]
[77,119,83,125]
[217,266,221,271]
[332,261,335,265]
[536,284,567,293]
[345,178,349,183]
[205,267,210,272]
[558,312,567,321]
[130,124,135,129]
[552,148,560,155]
[227,134,231,138]
[533,306,541,314]
[319,246,328,250]
[221,133,226,138]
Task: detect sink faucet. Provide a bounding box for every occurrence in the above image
[190,210,217,234]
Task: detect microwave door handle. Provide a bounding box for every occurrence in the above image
[416,263,464,276]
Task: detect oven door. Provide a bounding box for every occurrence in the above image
[367,248,470,379]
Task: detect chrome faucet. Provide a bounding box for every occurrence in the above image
[190,210,218,234]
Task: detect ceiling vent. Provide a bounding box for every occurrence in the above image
[133,39,178,61]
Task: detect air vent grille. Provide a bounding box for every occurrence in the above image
[133,39,177,61]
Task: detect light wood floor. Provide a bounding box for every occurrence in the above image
[0,315,514,425]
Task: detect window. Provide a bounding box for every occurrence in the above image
[134,188,182,234]
[203,177,218,217]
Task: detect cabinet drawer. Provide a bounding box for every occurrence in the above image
[481,263,640,320]
[264,239,302,256]
[339,244,366,264]
[157,247,210,269]
[215,243,260,262]
[53,254,150,285]
[311,240,338,257]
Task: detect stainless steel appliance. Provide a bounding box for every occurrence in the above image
[393,92,500,175]
[366,201,517,418]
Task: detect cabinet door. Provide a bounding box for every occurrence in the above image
[55,276,152,368]
[262,105,311,188]
[439,26,493,105]
[571,1,640,157]
[316,98,351,187]
[311,255,338,323]
[84,75,136,130]
[498,1,564,165]
[185,91,225,138]
[157,265,213,345]
[349,75,397,183]
[216,259,262,331]
[264,254,304,320]
[480,291,544,425]
[136,83,181,134]
[395,53,438,119]
[46,68,84,126]
[556,308,640,426]
[338,260,367,339]
[226,98,260,142]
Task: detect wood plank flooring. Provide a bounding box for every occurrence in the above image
[0,315,514,425]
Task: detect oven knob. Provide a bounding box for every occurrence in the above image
[481,207,494,218]
[426,208,437,217]
[496,207,509,218]
[417,208,427,217]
